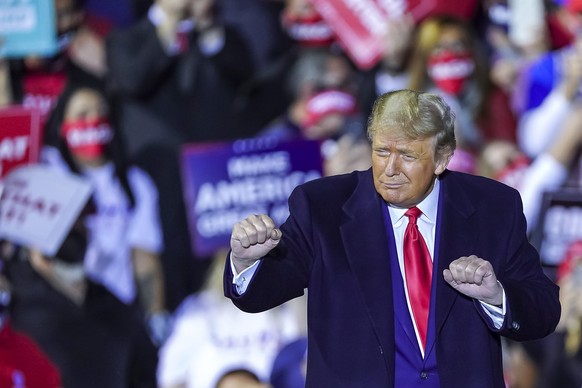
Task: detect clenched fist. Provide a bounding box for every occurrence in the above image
[230,214,282,273]
[443,255,503,306]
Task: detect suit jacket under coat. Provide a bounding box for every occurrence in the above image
[224,169,560,387]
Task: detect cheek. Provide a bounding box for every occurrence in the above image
[371,155,386,172]
[401,163,432,183]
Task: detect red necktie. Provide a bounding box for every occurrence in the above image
[403,207,432,351]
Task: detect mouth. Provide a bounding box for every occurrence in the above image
[381,182,406,189]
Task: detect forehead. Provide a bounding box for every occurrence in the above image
[437,25,468,44]
[68,90,99,105]
[65,90,105,113]
[372,128,435,152]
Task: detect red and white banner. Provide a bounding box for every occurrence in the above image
[311,0,434,69]
[311,0,477,70]
[0,105,42,179]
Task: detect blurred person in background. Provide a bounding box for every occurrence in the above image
[483,0,549,75]
[514,0,582,162]
[106,0,255,145]
[279,0,335,48]
[479,106,582,388]
[269,336,307,388]
[258,47,371,177]
[0,262,62,388]
[358,13,416,117]
[157,250,301,388]
[480,0,550,144]
[0,0,107,118]
[4,219,159,387]
[41,81,170,347]
[534,240,582,388]
[216,369,270,388]
[106,0,255,311]
[225,0,338,144]
[407,14,518,174]
[477,104,582,235]
[221,0,291,74]
[220,0,294,135]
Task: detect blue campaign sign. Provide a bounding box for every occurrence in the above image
[0,0,57,57]
[182,137,324,257]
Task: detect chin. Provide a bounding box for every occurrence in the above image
[383,193,416,208]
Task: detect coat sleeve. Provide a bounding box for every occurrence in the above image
[495,190,561,341]
[224,185,312,313]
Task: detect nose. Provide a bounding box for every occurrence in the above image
[384,154,400,176]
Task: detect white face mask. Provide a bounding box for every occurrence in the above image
[427,49,474,95]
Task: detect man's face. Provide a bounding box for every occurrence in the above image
[371,128,450,208]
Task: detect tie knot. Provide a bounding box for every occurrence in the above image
[405,207,422,223]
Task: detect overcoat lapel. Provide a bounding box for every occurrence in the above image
[339,171,395,360]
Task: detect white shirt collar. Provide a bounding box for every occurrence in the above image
[388,177,441,226]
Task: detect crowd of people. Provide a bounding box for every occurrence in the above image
[0,0,581,387]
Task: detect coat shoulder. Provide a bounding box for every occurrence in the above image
[297,170,368,198]
[442,170,519,199]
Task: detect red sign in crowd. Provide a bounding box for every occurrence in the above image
[0,106,42,179]
[311,0,477,69]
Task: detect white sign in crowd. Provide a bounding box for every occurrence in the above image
[0,165,93,256]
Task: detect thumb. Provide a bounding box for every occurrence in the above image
[270,228,282,241]
[265,229,282,249]
[262,229,281,250]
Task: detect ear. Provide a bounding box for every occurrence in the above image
[435,151,453,176]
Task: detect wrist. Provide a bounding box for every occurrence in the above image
[231,253,259,274]
[490,280,504,307]
[232,258,254,274]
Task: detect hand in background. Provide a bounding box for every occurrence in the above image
[381,13,414,71]
[69,26,106,77]
[323,134,372,177]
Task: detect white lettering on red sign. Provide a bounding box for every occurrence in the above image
[0,136,29,161]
